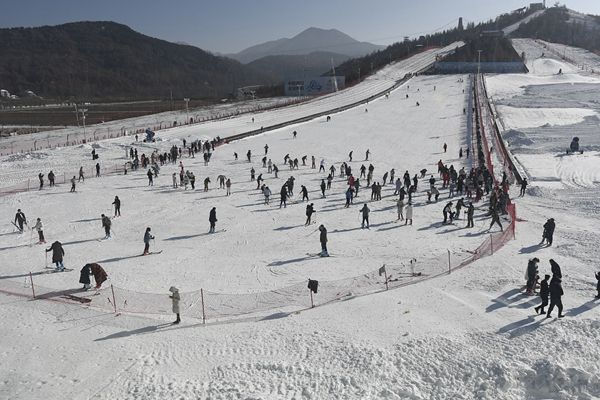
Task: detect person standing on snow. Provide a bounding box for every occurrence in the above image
[70,176,77,192]
[209,207,218,233]
[300,185,309,202]
[279,184,288,208]
[360,204,370,229]
[79,166,85,182]
[541,218,555,246]
[226,178,231,196]
[519,178,528,197]
[534,274,550,314]
[143,227,154,255]
[147,169,154,186]
[489,208,503,231]
[46,241,65,271]
[95,163,101,177]
[404,203,413,226]
[101,214,112,239]
[319,225,328,257]
[466,202,475,228]
[526,258,540,295]
[305,203,315,225]
[547,276,565,318]
[396,198,404,221]
[32,218,45,243]
[348,151,353,162]
[169,287,181,324]
[443,202,454,224]
[112,196,121,217]
[14,209,27,232]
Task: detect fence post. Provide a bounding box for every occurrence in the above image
[200,288,206,324]
[310,289,314,308]
[111,284,117,313]
[490,234,494,255]
[447,250,451,274]
[384,266,389,291]
[29,272,35,299]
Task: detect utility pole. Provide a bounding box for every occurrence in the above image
[184,98,190,123]
[80,106,88,142]
[477,50,483,75]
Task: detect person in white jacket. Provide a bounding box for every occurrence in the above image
[404,203,413,226]
[169,286,181,324]
[32,218,46,243]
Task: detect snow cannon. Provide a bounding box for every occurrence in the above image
[567,137,581,154]
[144,128,156,143]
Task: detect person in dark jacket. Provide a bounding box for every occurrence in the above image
[101,214,112,238]
[319,225,328,257]
[360,204,370,229]
[112,196,121,217]
[305,203,315,226]
[79,263,108,290]
[535,274,550,314]
[46,241,65,271]
[547,277,565,318]
[279,184,288,208]
[143,227,154,255]
[14,209,27,232]
[48,171,55,187]
[209,207,217,233]
[466,202,475,228]
[541,218,555,246]
[549,259,562,279]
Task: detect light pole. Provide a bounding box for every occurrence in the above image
[80,106,88,142]
[184,98,190,124]
[477,50,483,76]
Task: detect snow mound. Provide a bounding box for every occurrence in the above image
[504,129,534,147]
[529,58,577,76]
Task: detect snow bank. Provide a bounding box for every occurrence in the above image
[496,106,597,130]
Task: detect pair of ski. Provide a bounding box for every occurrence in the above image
[44,266,74,273]
[306,252,332,258]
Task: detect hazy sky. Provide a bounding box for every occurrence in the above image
[2,0,600,53]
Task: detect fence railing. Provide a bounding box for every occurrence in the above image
[3,210,516,322]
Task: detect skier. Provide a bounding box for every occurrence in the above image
[172,173,178,188]
[404,203,413,226]
[38,173,44,190]
[321,179,327,197]
[319,159,325,173]
[459,148,463,158]
[78,166,85,182]
[169,286,181,324]
[14,209,27,232]
[382,172,388,186]
[455,198,465,219]
[365,149,370,161]
[264,144,269,155]
[256,174,263,189]
[263,185,271,204]
[209,207,217,233]
[311,156,316,169]
[443,202,454,224]
[147,169,154,186]
[79,263,108,290]
[203,177,211,192]
[101,214,112,239]
[273,164,279,178]
[32,218,45,243]
[246,150,252,162]
[396,198,404,221]
[305,203,315,225]
[541,218,555,246]
[519,178,528,197]
[113,196,121,217]
[279,184,288,208]
[348,151,353,162]
[319,225,329,257]
[394,178,402,195]
[526,258,540,295]
[345,187,353,208]
[70,176,76,192]
[143,227,154,255]
[48,171,55,187]
[95,163,101,177]
[300,185,309,202]
[489,208,503,231]
[466,202,475,228]
[46,241,65,271]
[443,143,447,153]
[549,259,562,279]
[234,152,238,160]
[534,274,550,314]
[360,204,370,229]
[226,178,231,196]
[546,277,565,318]
[293,130,297,139]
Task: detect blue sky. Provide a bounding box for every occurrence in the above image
[2,0,600,53]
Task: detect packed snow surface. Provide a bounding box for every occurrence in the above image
[0,43,599,399]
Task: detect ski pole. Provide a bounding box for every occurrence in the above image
[45,251,48,268]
